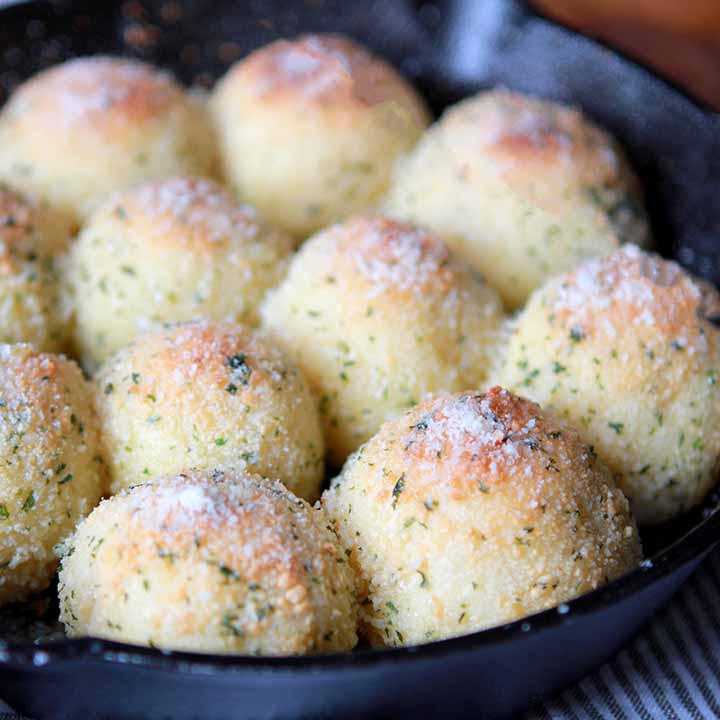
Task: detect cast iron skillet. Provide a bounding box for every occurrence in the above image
[1,1,719,718]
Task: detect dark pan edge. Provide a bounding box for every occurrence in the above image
[2,504,718,673]
[524,0,720,115]
[0,0,718,675]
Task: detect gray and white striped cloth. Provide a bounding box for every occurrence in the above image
[527,549,720,720]
[2,551,718,719]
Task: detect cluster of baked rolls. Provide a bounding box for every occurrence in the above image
[0,33,717,656]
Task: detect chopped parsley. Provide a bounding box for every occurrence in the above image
[391,474,405,509]
[219,564,240,580]
[221,613,245,637]
[22,491,35,512]
[227,354,252,385]
[403,517,427,530]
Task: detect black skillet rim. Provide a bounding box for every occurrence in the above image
[3,507,718,672]
[0,0,719,673]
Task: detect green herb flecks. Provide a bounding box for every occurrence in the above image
[221,613,245,637]
[569,326,585,343]
[22,491,35,512]
[219,564,241,581]
[227,354,252,385]
[391,474,405,509]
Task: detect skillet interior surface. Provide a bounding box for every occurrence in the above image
[0,1,719,718]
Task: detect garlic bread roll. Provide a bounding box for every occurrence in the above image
[384,89,650,309]
[59,469,357,655]
[0,56,218,223]
[496,245,720,524]
[69,176,292,370]
[324,387,641,646]
[0,186,73,352]
[262,216,504,465]
[212,34,430,238]
[94,320,324,501]
[0,344,106,605]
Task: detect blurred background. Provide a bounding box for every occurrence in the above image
[1,0,718,109]
[533,0,720,109]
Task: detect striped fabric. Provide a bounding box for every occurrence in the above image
[0,700,27,720]
[527,549,720,720]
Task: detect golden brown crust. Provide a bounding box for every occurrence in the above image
[116,474,317,590]
[477,90,622,186]
[261,216,504,464]
[0,189,37,268]
[0,344,106,604]
[94,320,325,500]
[211,35,429,237]
[437,90,644,223]
[323,387,641,645]
[0,185,71,258]
[108,176,284,253]
[318,215,457,298]
[496,245,720,524]
[4,56,182,132]
[548,245,714,350]
[68,177,292,368]
[226,34,429,124]
[383,88,650,309]
[0,56,218,224]
[58,469,358,655]
[124,321,279,404]
[379,387,601,502]
[0,187,73,351]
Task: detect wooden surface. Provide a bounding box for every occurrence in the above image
[532,0,720,110]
